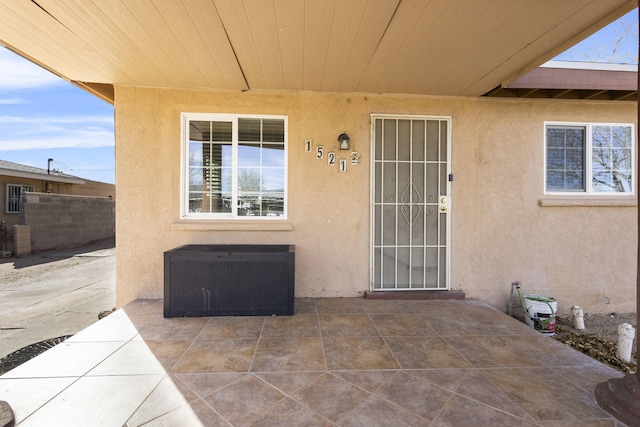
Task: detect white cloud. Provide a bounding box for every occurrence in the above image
[0,98,25,105]
[0,131,114,151]
[0,47,64,90]
[0,115,113,125]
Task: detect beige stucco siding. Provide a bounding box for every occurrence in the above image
[114,86,637,314]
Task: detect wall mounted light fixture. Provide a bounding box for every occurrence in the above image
[338,133,350,150]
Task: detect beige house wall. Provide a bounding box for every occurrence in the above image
[1,175,115,230]
[114,86,637,315]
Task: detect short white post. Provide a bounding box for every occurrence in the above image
[571,305,585,330]
[617,323,636,363]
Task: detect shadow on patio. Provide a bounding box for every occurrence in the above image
[0,298,624,426]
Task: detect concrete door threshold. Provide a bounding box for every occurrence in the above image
[364,290,465,300]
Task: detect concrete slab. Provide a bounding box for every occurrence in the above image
[0,239,115,360]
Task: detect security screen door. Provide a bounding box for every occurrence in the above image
[371,115,451,290]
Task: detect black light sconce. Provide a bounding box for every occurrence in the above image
[337,133,350,150]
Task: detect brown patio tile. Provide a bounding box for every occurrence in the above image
[135,339,191,372]
[121,299,164,328]
[255,372,326,394]
[434,394,525,427]
[370,313,438,336]
[401,300,459,315]
[171,339,257,373]
[173,373,246,398]
[384,336,472,369]
[138,317,209,341]
[555,365,624,392]
[319,313,379,337]
[316,297,369,313]
[471,311,541,336]
[507,334,605,367]
[203,375,286,426]
[531,420,618,426]
[294,297,318,314]
[124,375,197,426]
[373,371,453,421]
[261,313,320,338]
[454,369,527,418]
[337,394,432,426]
[424,313,494,336]
[249,397,334,427]
[404,369,469,391]
[362,299,409,313]
[480,367,612,423]
[331,370,398,393]
[251,337,325,372]
[198,316,264,340]
[133,398,230,427]
[444,335,542,368]
[291,373,371,422]
[323,337,400,370]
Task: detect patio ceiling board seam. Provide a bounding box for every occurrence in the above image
[30,0,142,85]
[420,0,513,96]
[459,0,593,96]
[120,0,206,87]
[151,0,235,90]
[334,0,397,93]
[213,0,267,91]
[182,0,248,90]
[0,1,113,84]
[355,0,434,94]
[241,0,286,90]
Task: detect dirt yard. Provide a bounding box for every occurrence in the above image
[553,312,637,374]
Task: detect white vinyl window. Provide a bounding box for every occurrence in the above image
[181,113,287,219]
[6,184,34,213]
[545,122,635,194]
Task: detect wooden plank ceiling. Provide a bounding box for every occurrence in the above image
[0,0,635,102]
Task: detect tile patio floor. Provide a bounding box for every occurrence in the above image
[0,298,627,426]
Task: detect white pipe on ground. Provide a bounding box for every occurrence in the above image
[617,323,636,363]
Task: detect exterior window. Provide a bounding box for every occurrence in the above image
[6,184,34,213]
[182,113,287,219]
[545,123,634,194]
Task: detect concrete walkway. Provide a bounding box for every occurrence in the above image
[0,240,115,360]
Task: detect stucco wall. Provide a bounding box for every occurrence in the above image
[114,86,637,314]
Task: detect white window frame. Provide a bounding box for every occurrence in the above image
[544,121,635,196]
[6,184,34,214]
[180,112,288,220]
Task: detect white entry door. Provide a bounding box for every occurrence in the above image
[371,115,451,290]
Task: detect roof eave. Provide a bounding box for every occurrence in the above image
[0,168,85,185]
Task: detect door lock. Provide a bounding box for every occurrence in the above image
[439,197,450,212]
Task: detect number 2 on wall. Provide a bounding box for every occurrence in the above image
[328,152,336,165]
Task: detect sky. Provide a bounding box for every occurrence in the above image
[0,8,637,186]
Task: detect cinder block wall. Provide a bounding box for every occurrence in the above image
[20,193,115,252]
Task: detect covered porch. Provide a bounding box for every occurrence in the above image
[0,298,623,426]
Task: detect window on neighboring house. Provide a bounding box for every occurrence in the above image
[6,184,34,213]
[181,113,287,219]
[545,123,635,194]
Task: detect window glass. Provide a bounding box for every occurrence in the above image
[6,184,34,214]
[183,114,287,219]
[546,126,585,191]
[545,123,634,195]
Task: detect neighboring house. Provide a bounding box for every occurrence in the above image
[0,1,636,316]
[0,159,115,253]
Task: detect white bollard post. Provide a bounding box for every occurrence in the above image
[571,305,585,330]
[617,323,636,363]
